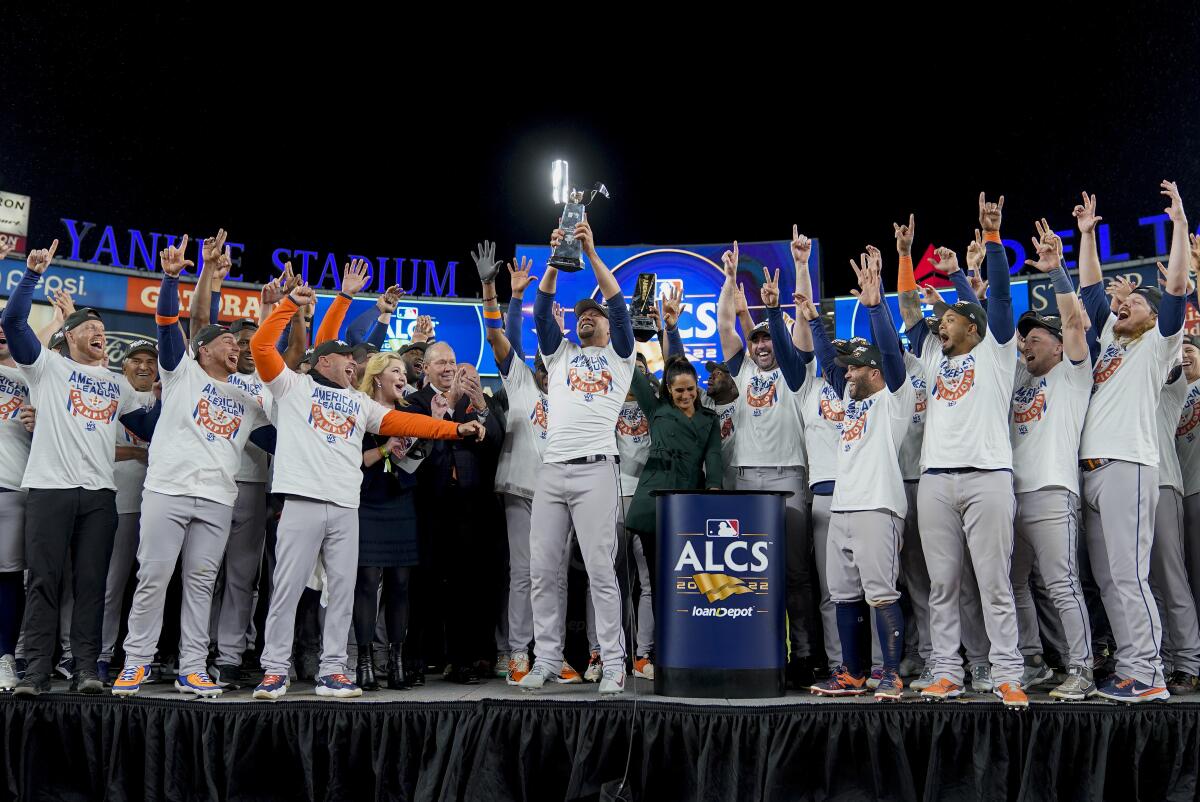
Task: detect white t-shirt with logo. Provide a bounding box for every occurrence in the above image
[919,330,1017,470]
[1157,372,1187,493]
[1175,378,1200,497]
[0,365,31,491]
[19,349,153,491]
[831,379,916,517]
[266,369,391,508]
[113,421,149,515]
[227,370,273,484]
[1010,357,1093,495]
[144,358,269,507]
[701,392,736,477]
[615,398,651,497]
[731,357,811,468]
[541,340,636,464]
[496,360,549,499]
[797,377,843,486]
[899,353,929,481]
[1081,316,1184,466]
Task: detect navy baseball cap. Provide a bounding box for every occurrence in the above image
[705,360,732,375]
[62,308,102,331]
[228,318,259,334]
[1186,335,1200,351]
[1017,310,1063,340]
[835,340,882,369]
[574,298,609,319]
[192,324,231,350]
[748,321,771,340]
[1132,285,1163,312]
[937,300,987,334]
[49,329,68,352]
[311,339,356,361]
[123,339,158,359]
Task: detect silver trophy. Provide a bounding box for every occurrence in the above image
[548,159,609,272]
[630,272,659,342]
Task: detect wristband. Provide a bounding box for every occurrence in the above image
[983,231,1003,245]
[1048,265,1074,296]
[338,291,354,301]
[378,445,389,459]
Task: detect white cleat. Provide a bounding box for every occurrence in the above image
[518,664,555,691]
[599,668,626,695]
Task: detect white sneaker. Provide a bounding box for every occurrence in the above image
[518,664,555,691]
[507,652,531,686]
[599,668,626,695]
[0,654,17,690]
[910,664,936,691]
[633,656,654,680]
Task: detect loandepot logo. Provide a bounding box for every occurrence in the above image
[691,605,754,618]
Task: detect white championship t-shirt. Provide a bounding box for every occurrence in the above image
[541,340,636,464]
[831,379,916,517]
[898,353,929,481]
[1010,356,1093,495]
[19,349,153,491]
[496,360,549,499]
[615,398,651,497]
[265,369,390,508]
[1157,371,1187,493]
[1175,377,1200,497]
[1081,316,1184,466]
[797,377,844,486]
[0,365,31,491]
[113,421,149,515]
[920,329,1017,471]
[731,356,811,468]
[227,370,273,484]
[144,358,269,507]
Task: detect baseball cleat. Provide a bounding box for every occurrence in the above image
[994,681,1028,710]
[910,664,936,691]
[252,673,290,700]
[970,665,993,693]
[1093,676,1170,703]
[494,652,510,679]
[518,664,555,691]
[873,670,904,701]
[599,669,626,695]
[112,664,153,697]
[506,652,530,686]
[1166,671,1199,695]
[633,656,655,680]
[866,667,884,689]
[315,673,362,698]
[920,678,964,700]
[810,666,868,697]
[0,654,17,691]
[1020,655,1055,690]
[176,672,224,698]
[554,663,583,684]
[583,651,602,683]
[1049,666,1096,701]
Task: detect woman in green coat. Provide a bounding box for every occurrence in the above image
[624,355,725,599]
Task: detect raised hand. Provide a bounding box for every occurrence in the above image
[791,225,813,264]
[721,241,739,284]
[377,284,404,314]
[1072,192,1102,234]
[734,284,750,316]
[211,245,233,284]
[1024,218,1063,273]
[1190,233,1200,276]
[472,240,501,284]
[341,258,371,296]
[979,192,1005,233]
[850,252,881,306]
[159,234,193,278]
[413,314,434,342]
[0,238,14,262]
[1105,275,1135,304]
[552,302,567,335]
[662,282,683,327]
[793,292,819,322]
[864,245,883,279]
[965,230,985,272]
[1162,179,1187,223]
[49,288,76,318]
[290,283,317,307]
[761,267,781,308]
[917,284,946,307]
[202,229,228,269]
[893,213,915,256]
[459,367,486,410]
[969,265,988,299]
[1157,261,1196,295]
[932,246,961,275]
[26,239,59,274]
[550,227,565,250]
[574,218,596,254]
[507,256,537,294]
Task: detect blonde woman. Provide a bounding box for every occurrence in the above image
[354,352,420,690]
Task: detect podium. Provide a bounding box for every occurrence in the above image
[652,490,789,698]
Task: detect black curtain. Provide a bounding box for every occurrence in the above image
[4,696,1200,801]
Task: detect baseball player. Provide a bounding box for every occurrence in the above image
[97,339,158,684]
[0,240,159,697]
[1176,334,1200,630]
[249,272,479,700]
[1076,184,1190,702]
[1005,223,1095,700]
[717,241,816,689]
[0,317,33,691]
[518,218,636,695]
[111,240,276,698]
[793,250,913,700]
[907,194,1027,708]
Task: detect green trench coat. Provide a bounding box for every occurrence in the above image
[624,369,725,535]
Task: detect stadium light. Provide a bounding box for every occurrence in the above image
[552,159,569,204]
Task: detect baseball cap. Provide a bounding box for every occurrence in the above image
[705,360,732,375]
[192,324,231,350]
[229,318,259,334]
[1017,310,1063,340]
[747,321,771,340]
[49,329,67,352]
[1186,335,1200,351]
[834,337,871,355]
[399,341,429,356]
[574,298,609,319]
[835,340,883,369]
[303,347,316,364]
[62,308,102,331]
[123,339,158,359]
[311,339,356,361]
[1132,285,1163,312]
[939,300,987,334]
[352,341,380,360]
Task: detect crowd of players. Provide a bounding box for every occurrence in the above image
[0,182,1197,709]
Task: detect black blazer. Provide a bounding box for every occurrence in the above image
[405,385,503,492]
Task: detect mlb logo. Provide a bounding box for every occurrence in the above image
[396,306,419,322]
[706,519,740,539]
[658,278,684,302]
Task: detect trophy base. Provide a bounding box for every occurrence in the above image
[547,256,585,272]
[632,318,659,342]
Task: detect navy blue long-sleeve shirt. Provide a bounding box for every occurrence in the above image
[766,306,814,392]
[1,269,43,364]
[984,241,1014,344]
[497,295,527,376]
[157,276,187,371]
[809,317,847,397]
[869,304,905,392]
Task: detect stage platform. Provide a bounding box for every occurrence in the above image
[4,676,1200,801]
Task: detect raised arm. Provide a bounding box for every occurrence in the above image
[853,248,904,392]
[574,218,633,357]
[155,236,195,371]
[763,267,812,392]
[486,254,536,373]
[789,228,815,353]
[934,247,980,305]
[1,240,58,365]
[1159,180,1189,336]
[191,229,230,330]
[253,285,315,383]
[1024,220,1087,363]
[315,258,370,346]
[976,192,1014,343]
[801,292,846,396]
[894,214,925,330]
[659,283,685,359]
[717,242,745,362]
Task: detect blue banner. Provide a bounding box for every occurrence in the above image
[0,257,131,310]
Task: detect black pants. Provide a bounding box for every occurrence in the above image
[427,485,494,668]
[23,488,117,676]
[353,566,411,648]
